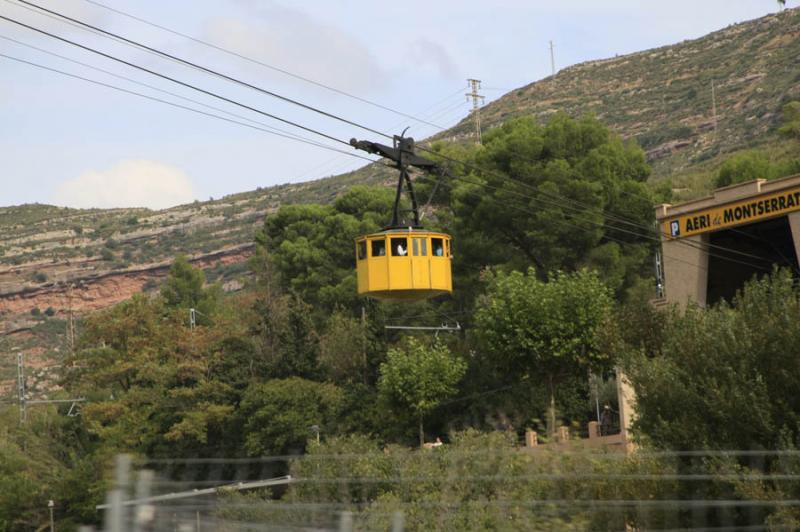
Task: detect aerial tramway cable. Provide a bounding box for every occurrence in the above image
[0,12,354,147]
[0,8,780,276]
[0,53,377,163]
[11,0,394,140]
[68,0,450,131]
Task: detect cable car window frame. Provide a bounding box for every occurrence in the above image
[432,237,444,257]
[391,237,409,257]
[371,239,386,257]
[412,237,428,257]
[357,241,367,260]
[446,239,451,257]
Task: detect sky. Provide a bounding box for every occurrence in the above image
[0,0,795,210]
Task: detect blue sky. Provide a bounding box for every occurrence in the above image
[0,0,794,209]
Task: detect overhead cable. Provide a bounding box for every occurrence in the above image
[0,13,354,147]
[77,0,449,131]
[0,53,376,163]
[12,0,393,140]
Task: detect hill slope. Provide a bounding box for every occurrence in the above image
[441,7,800,192]
[2,7,799,391]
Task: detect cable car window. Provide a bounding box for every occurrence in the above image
[412,237,427,256]
[358,241,367,260]
[446,239,451,257]
[371,239,386,257]
[432,238,444,257]
[391,237,408,256]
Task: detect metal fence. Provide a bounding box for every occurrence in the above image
[86,450,800,531]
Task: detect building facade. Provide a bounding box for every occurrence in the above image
[656,174,800,307]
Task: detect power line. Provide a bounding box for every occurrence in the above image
[419,172,772,274]
[3,3,669,254]
[2,6,779,273]
[0,13,357,148]
[413,143,776,268]
[0,33,359,151]
[76,0,449,131]
[12,0,393,140]
[0,52,376,163]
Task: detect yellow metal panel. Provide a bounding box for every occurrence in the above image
[411,236,430,289]
[388,257,412,290]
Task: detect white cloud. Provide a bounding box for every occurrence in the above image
[53,160,196,210]
[411,39,459,79]
[204,3,387,92]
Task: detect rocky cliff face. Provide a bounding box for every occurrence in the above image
[2,7,799,395]
[0,244,252,319]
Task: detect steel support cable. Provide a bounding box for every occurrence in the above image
[12,0,394,140]
[12,0,668,247]
[603,180,800,275]
[419,142,795,269]
[421,174,771,273]
[3,5,774,268]
[422,170,771,269]
[0,14,358,148]
[413,139,679,239]
[75,0,450,131]
[0,33,354,150]
[23,0,771,266]
[296,86,469,182]
[0,53,377,164]
[412,150,774,265]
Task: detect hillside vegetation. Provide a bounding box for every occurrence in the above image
[2,114,800,530]
[2,8,800,411]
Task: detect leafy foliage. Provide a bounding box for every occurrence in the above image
[626,269,800,451]
[239,378,344,456]
[449,114,654,297]
[378,338,467,445]
[713,150,800,188]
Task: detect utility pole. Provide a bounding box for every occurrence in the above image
[465,79,485,144]
[48,500,55,532]
[711,80,718,137]
[549,40,556,76]
[16,351,85,423]
[361,306,368,385]
[17,352,26,423]
[66,284,76,357]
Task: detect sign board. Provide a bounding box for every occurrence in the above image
[662,186,800,239]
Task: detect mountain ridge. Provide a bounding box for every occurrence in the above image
[2,6,799,389]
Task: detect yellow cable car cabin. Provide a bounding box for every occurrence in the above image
[356,229,452,301]
[349,135,454,302]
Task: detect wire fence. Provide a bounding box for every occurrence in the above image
[80,447,800,531]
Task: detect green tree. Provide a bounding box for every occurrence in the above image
[714,151,774,188]
[626,268,800,451]
[318,310,367,385]
[239,377,344,455]
[450,114,654,297]
[378,337,467,446]
[255,187,393,313]
[65,294,240,456]
[779,101,800,140]
[160,255,220,323]
[474,268,613,435]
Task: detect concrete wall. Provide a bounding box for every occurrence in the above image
[661,233,710,307]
